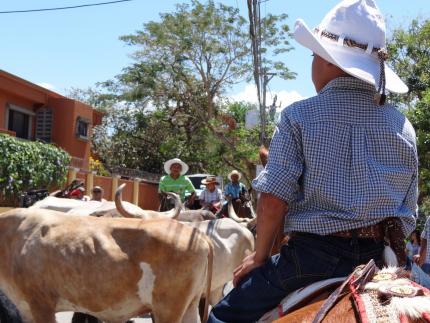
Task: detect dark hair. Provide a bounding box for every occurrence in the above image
[410,229,421,246]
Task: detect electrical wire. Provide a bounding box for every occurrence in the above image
[0,0,134,14]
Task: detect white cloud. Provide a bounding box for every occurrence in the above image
[37,82,56,91]
[229,84,305,110]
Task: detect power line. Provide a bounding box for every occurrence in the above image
[0,0,134,14]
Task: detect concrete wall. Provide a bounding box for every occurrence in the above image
[72,170,160,211]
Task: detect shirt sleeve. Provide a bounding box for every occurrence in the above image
[199,190,206,202]
[159,176,166,192]
[224,183,230,196]
[252,109,304,203]
[185,177,196,193]
[217,189,223,203]
[422,218,430,240]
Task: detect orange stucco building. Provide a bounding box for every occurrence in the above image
[0,70,103,170]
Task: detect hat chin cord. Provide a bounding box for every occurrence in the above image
[374,49,389,106]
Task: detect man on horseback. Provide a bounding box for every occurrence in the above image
[208,1,418,322]
[216,170,248,218]
[158,158,196,210]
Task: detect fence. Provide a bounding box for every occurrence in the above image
[69,167,160,210]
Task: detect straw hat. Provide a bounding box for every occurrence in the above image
[201,176,219,185]
[293,0,408,97]
[163,158,189,175]
[228,170,242,181]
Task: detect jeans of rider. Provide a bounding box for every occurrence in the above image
[422,263,430,274]
[208,232,384,323]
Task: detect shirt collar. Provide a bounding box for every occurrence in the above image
[168,175,183,180]
[319,77,376,95]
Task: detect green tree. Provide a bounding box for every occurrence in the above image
[387,19,430,217]
[94,0,293,181]
[388,19,430,106]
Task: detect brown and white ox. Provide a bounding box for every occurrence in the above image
[0,208,213,323]
[115,185,255,306]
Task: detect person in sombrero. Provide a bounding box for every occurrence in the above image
[208,1,418,322]
[158,158,196,210]
[215,170,248,218]
[199,176,223,213]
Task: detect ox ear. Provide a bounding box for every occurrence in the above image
[259,145,268,167]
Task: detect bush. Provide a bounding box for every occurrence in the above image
[89,156,110,177]
[0,134,70,200]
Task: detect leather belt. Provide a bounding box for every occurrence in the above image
[330,222,385,241]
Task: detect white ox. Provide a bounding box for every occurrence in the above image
[0,208,213,323]
[116,187,255,305]
[30,193,182,220]
[30,190,216,222]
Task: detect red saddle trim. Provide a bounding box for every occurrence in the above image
[349,282,370,323]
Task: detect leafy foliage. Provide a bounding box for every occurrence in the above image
[387,19,430,201]
[0,134,70,200]
[91,100,270,185]
[387,19,430,106]
[85,0,292,183]
[89,157,110,177]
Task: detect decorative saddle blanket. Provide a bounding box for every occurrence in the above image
[350,266,430,323]
[259,261,430,323]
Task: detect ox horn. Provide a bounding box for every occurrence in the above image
[115,184,182,219]
[227,200,248,223]
[161,192,182,219]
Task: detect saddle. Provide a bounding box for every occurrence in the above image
[349,265,430,323]
[259,260,430,323]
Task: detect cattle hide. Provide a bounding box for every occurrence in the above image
[0,208,213,323]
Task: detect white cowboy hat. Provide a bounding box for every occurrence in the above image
[228,170,242,181]
[164,158,189,175]
[294,0,408,94]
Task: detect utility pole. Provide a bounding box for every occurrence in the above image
[248,0,275,146]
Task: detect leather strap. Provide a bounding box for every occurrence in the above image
[331,223,384,241]
[312,259,377,323]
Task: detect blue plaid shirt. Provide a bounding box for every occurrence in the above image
[253,77,418,236]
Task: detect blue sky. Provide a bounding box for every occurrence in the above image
[0,0,428,106]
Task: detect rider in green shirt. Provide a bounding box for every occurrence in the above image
[159,158,196,208]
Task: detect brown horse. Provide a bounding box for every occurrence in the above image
[275,292,428,323]
[265,264,430,323]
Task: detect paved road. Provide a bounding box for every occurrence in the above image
[56,312,152,322]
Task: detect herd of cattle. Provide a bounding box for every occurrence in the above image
[0,184,256,323]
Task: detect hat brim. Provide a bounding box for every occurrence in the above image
[294,19,408,94]
[201,180,219,185]
[228,172,242,181]
[164,159,189,175]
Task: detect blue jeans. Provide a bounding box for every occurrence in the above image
[208,232,384,323]
[422,263,430,274]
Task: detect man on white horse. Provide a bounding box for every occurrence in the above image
[208,1,418,322]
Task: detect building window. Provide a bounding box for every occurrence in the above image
[35,108,53,143]
[76,117,90,140]
[7,104,34,139]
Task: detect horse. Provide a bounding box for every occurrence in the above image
[259,261,430,323]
